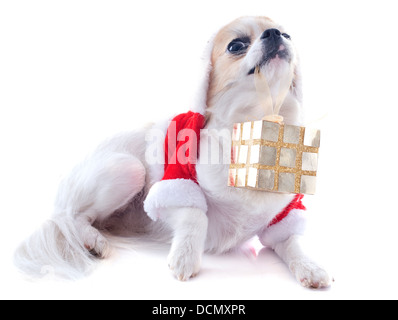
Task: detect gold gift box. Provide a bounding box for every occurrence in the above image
[228,120,321,195]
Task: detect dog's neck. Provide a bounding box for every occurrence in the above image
[205,93,303,132]
[204,71,303,131]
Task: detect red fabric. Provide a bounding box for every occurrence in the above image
[163,112,205,184]
[268,194,306,227]
[162,111,304,227]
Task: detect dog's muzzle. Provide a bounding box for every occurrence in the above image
[248,28,291,75]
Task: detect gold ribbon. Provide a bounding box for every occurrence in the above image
[254,65,294,124]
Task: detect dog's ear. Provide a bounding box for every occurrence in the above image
[191,34,215,116]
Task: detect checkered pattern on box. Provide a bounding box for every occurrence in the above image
[228,120,320,195]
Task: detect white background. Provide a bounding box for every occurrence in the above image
[1,0,398,300]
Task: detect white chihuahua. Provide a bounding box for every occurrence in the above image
[15,16,330,289]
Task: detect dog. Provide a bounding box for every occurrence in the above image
[15,16,331,289]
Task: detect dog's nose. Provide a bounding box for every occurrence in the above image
[261,28,282,40]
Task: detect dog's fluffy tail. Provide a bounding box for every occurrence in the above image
[14,216,97,280]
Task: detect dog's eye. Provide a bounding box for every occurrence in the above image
[227,38,250,54]
[228,42,246,52]
[282,33,291,40]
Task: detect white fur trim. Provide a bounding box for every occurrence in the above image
[144,179,208,221]
[259,209,307,248]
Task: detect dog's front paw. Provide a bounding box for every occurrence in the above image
[167,242,202,282]
[289,259,331,289]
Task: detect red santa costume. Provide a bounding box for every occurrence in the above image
[143,110,305,225]
[143,111,208,221]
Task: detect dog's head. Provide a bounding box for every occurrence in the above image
[199,16,303,127]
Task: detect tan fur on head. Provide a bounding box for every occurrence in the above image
[209,17,275,100]
[205,16,303,127]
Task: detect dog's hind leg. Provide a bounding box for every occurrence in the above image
[56,153,147,258]
[15,131,150,278]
